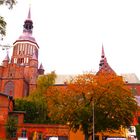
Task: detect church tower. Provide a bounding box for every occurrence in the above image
[11,7,39,66]
[0,7,44,98]
[97,44,116,75]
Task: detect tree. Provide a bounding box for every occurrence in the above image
[37,71,56,93]
[0,0,16,38]
[14,99,38,123]
[14,72,56,124]
[6,115,18,139]
[136,124,140,140]
[46,72,138,140]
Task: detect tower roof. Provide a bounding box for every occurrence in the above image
[39,63,44,70]
[97,44,116,75]
[14,7,38,45]
[3,52,10,62]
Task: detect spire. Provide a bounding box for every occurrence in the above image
[97,44,116,75]
[16,5,37,44]
[99,44,107,69]
[38,63,45,75]
[3,52,10,62]
[39,63,44,70]
[27,6,31,19]
[23,6,33,33]
[2,52,10,66]
[101,44,105,58]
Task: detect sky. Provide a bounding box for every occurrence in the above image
[0,0,140,78]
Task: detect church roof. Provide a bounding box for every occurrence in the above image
[54,73,140,85]
[121,73,140,83]
[55,74,75,85]
[18,32,37,43]
[14,7,38,46]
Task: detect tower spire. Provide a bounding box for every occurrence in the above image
[99,44,107,69]
[27,6,31,19]
[23,6,33,33]
[97,44,116,75]
[101,44,105,58]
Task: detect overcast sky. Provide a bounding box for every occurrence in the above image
[0,0,140,78]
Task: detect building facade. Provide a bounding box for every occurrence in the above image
[0,8,44,99]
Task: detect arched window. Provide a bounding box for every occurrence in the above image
[4,81,14,96]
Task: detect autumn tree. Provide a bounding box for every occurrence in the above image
[15,72,56,123]
[46,72,138,140]
[0,0,16,38]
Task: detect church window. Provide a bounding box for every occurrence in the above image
[24,44,27,55]
[19,44,21,51]
[23,58,25,63]
[32,46,35,54]
[22,45,25,54]
[4,81,14,96]
[21,45,23,54]
[14,58,17,63]
[17,45,19,54]
[30,45,32,55]
[21,58,24,63]
[17,58,24,64]
[26,57,29,63]
[27,44,30,54]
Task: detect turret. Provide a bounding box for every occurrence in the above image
[38,63,45,75]
[2,52,10,67]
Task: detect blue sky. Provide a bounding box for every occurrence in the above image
[0,0,140,78]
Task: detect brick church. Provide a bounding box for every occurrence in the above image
[0,8,44,99]
[0,6,140,140]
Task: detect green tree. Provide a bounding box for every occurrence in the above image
[46,72,138,140]
[37,71,56,93]
[136,124,140,140]
[0,0,16,38]
[14,99,38,123]
[6,115,18,139]
[14,72,56,123]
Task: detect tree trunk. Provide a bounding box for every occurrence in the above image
[84,129,89,140]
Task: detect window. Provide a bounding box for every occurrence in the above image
[21,130,27,137]
[4,81,14,96]
[38,132,43,140]
[131,87,137,95]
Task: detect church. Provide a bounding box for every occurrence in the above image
[0,7,140,140]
